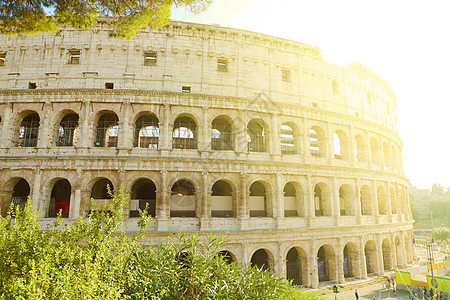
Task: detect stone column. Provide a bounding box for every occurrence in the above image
[238,172,248,218]
[331,176,339,224]
[308,242,319,288]
[355,178,362,220]
[336,253,345,283]
[391,233,398,268]
[271,114,280,157]
[0,103,12,148]
[31,168,42,212]
[198,106,210,153]
[159,104,171,153]
[372,180,379,218]
[118,101,131,149]
[71,189,81,219]
[275,172,284,219]
[38,102,50,148]
[326,121,334,159]
[348,125,356,164]
[376,234,385,276]
[386,182,393,221]
[302,118,310,156]
[79,100,91,148]
[199,171,211,231]
[359,238,367,279]
[306,175,315,225]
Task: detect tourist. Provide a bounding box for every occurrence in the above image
[393,283,397,296]
[355,289,359,300]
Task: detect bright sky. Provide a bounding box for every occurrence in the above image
[171,0,450,190]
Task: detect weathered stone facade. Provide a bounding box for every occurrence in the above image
[0,20,412,287]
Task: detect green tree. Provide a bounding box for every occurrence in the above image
[410,193,419,220]
[431,183,444,195]
[432,227,449,244]
[0,0,212,38]
[0,187,320,299]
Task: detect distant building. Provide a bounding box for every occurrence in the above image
[0,19,413,288]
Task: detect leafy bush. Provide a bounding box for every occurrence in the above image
[0,187,321,299]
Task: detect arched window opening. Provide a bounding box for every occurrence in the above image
[334,130,348,160]
[247,120,267,152]
[16,113,40,147]
[173,117,197,149]
[90,178,114,214]
[11,179,30,211]
[130,179,156,218]
[211,180,233,217]
[382,239,392,271]
[355,135,366,162]
[317,245,336,283]
[217,250,235,264]
[249,181,267,217]
[314,183,331,216]
[211,118,233,150]
[360,185,372,216]
[365,240,378,275]
[390,187,397,214]
[170,180,196,217]
[250,249,270,271]
[133,115,159,148]
[377,186,388,215]
[95,113,119,147]
[56,113,79,147]
[284,182,298,217]
[343,243,360,278]
[48,179,71,218]
[339,184,354,216]
[280,124,296,155]
[286,247,307,286]
[309,127,325,157]
[370,138,381,165]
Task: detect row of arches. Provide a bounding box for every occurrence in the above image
[4,176,409,219]
[221,235,411,287]
[7,110,402,167]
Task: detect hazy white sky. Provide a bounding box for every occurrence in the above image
[172,0,450,189]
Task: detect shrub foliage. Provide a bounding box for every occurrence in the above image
[0,187,319,299]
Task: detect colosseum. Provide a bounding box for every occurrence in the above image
[0,19,413,288]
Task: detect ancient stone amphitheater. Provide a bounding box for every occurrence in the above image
[0,19,413,287]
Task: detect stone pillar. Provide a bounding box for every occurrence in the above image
[360,238,368,279]
[198,106,210,153]
[275,172,284,219]
[71,189,81,219]
[271,114,280,157]
[336,253,345,283]
[355,178,362,220]
[372,180,379,218]
[0,103,12,148]
[348,125,356,163]
[386,182,393,221]
[38,102,50,148]
[31,168,42,212]
[331,176,339,224]
[79,100,91,148]
[235,110,247,155]
[159,104,171,153]
[238,172,248,218]
[399,234,407,267]
[199,171,211,231]
[118,101,131,149]
[326,122,334,159]
[302,118,310,156]
[308,243,319,288]
[376,234,385,276]
[391,233,398,268]
[306,175,314,225]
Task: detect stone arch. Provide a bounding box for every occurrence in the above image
[1,177,33,217]
[390,187,397,214]
[355,134,366,162]
[94,111,119,147]
[211,180,234,217]
[89,178,114,212]
[211,116,234,151]
[15,111,40,147]
[360,185,373,215]
[309,126,326,157]
[339,184,355,216]
[364,240,378,275]
[370,137,381,165]
[173,115,197,149]
[313,182,332,216]
[377,186,388,215]
[317,244,337,282]
[343,242,361,278]
[250,248,274,272]
[280,122,298,155]
[333,130,349,160]
[9,178,31,213]
[247,118,268,152]
[48,179,71,218]
[170,179,196,217]
[249,180,272,217]
[382,238,393,271]
[217,250,236,264]
[133,113,159,148]
[283,181,305,217]
[286,246,308,286]
[130,178,157,218]
[55,112,79,147]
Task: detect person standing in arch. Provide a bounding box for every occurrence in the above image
[355,289,359,300]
